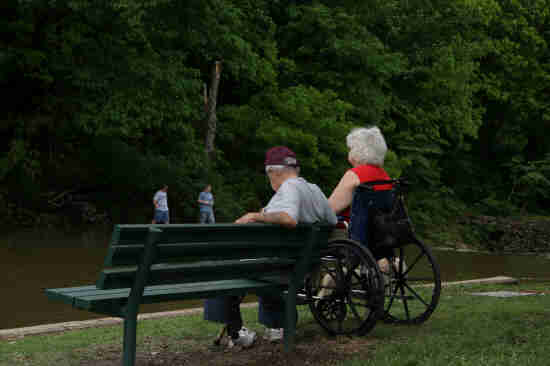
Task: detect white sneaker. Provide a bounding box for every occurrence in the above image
[263,327,283,342]
[228,327,256,348]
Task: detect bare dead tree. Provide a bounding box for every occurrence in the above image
[204,60,222,160]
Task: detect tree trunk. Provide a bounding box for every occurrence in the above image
[205,61,222,160]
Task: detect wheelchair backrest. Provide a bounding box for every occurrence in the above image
[349,179,413,252]
[349,183,393,247]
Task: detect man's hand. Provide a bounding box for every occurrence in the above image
[235,212,261,224]
[235,211,297,228]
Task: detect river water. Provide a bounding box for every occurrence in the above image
[1,226,549,330]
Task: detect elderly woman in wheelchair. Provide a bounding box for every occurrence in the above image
[304,126,441,334]
[327,126,402,274]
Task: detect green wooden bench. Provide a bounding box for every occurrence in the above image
[45,223,333,366]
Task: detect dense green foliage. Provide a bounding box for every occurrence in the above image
[1,0,549,231]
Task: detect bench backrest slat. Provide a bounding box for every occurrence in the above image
[97,223,332,290]
[104,224,324,265]
[105,243,309,266]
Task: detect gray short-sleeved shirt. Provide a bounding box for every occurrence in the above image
[263,177,337,225]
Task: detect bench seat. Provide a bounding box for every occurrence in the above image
[46,278,286,315]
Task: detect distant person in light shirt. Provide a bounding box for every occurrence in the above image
[152,185,169,224]
[197,184,215,223]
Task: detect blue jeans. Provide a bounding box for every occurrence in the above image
[199,211,215,224]
[204,294,291,335]
[153,210,169,224]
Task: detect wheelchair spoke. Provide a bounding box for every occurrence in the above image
[402,282,431,307]
[382,239,441,324]
[384,278,399,313]
[401,252,423,277]
[348,299,362,321]
[398,283,411,321]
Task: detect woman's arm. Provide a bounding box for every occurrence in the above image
[328,170,360,214]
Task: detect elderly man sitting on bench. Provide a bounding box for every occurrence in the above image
[203,146,337,348]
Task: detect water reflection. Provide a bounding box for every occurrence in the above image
[435,249,550,281]
[1,227,549,330]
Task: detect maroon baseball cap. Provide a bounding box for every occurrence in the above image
[264,146,299,166]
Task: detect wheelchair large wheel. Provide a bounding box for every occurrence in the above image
[305,239,385,336]
[381,238,441,324]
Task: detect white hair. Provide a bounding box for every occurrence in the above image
[346,126,387,166]
[265,165,300,174]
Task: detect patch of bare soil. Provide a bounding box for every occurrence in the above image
[79,330,376,366]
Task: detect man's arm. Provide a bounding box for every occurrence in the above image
[236,180,299,228]
[235,211,297,228]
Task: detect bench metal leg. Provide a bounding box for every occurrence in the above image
[121,227,161,366]
[122,312,138,366]
[284,280,297,351]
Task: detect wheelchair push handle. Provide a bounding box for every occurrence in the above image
[357,178,410,191]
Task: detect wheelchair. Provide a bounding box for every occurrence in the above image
[303,178,441,336]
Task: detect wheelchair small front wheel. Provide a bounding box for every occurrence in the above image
[305,239,385,336]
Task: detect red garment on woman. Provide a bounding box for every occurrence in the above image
[339,164,392,222]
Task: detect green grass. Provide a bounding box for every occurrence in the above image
[344,282,550,366]
[1,282,549,366]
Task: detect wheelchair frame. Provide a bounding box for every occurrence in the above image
[303,178,442,335]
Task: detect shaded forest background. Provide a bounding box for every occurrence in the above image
[2,0,549,246]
